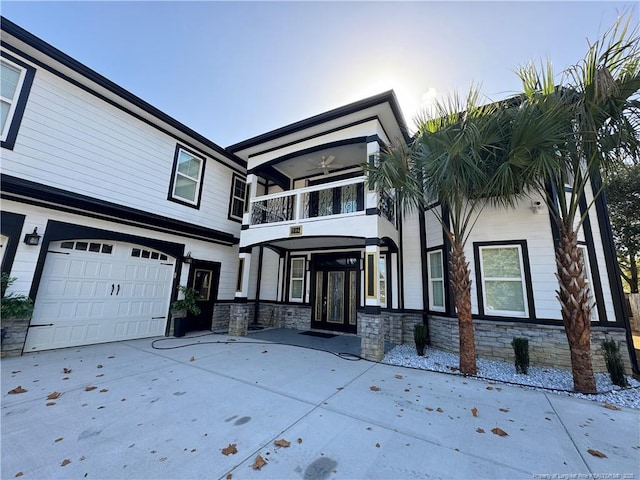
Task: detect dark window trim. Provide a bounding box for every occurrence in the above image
[1,51,36,150]
[287,255,307,303]
[227,173,247,222]
[425,246,446,313]
[167,144,206,209]
[0,211,25,277]
[473,240,536,320]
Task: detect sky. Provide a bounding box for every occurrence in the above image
[2,1,638,147]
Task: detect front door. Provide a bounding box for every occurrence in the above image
[312,254,359,333]
[187,260,220,331]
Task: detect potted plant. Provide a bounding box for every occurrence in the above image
[170,286,201,337]
[1,273,34,354]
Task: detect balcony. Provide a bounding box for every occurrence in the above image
[250,177,367,226]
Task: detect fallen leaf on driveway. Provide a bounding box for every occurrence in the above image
[486,386,494,391]
[99,389,108,393]
[190,356,195,362]
[476,428,485,434]
[252,455,267,470]
[55,438,63,443]
[63,368,72,374]
[47,392,62,400]
[297,438,303,444]
[97,364,103,369]
[15,472,23,477]
[602,403,620,411]
[425,407,433,412]
[491,427,508,437]
[471,408,478,417]
[587,449,607,458]
[61,459,71,467]
[274,439,290,448]
[436,408,443,413]
[395,375,403,379]
[499,408,509,413]
[370,386,380,391]
[221,444,238,456]
[226,475,232,480]
[46,402,56,407]
[8,386,27,394]
[85,386,97,392]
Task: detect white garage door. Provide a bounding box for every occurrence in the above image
[24,240,175,352]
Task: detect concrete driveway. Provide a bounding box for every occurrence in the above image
[2,332,639,479]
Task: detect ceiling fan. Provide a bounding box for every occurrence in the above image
[307,155,343,175]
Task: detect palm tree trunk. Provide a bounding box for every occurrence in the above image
[556,229,597,393]
[630,253,638,294]
[450,240,477,375]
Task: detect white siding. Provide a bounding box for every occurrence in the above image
[258,248,280,301]
[465,197,558,319]
[2,200,240,301]
[1,50,242,234]
[247,247,260,300]
[401,210,423,310]
[425,206,444,247]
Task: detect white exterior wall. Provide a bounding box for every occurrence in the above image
[258,248,280,301]
[1,50,242,234]
[2,200,240,300]
[425,207,444,247]
[401,210,423,310]
[247,246,260,300]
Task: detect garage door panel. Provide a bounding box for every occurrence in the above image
[25,241,175,352]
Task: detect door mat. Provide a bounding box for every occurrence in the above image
[299,331,337,339]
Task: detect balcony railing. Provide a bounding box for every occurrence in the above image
[378,190,397,227]
[250,177,366,226]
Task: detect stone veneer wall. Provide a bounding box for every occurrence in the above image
[253,302,311,330]
[428,315,632,374]
[212,303,232,333]
[384,311,423,346]
[1,317,29,357]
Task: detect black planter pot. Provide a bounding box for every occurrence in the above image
[173,317,190,337]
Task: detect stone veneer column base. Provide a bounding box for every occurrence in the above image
[358,312,385,361]
[229,303,254,336]
[1,317,29,357]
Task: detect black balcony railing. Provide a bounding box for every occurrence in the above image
[302,183,364,219]
[250,196,295,225]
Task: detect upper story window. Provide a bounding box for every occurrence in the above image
[1,54,35,150]
[168,146,205,208]
[477,244,529,317]
[228,174,246,221]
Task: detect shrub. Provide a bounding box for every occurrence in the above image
[414,323,427,356]
[1,273,34,319]
[601,337,629,387]
[511,337,529,374]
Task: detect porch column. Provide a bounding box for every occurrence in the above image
[243,174,258,226]
[360,240,385,361]
[365,137,381,211]
[230,249,252,336]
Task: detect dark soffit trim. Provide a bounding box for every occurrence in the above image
[1,174,239,245]
[228,90,410,152]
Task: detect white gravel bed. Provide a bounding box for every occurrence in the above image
[382,344,640,410]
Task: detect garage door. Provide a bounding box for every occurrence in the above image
[24,240,175,352]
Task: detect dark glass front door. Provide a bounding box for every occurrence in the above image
[312,254,358,333]
[187,260,220,331]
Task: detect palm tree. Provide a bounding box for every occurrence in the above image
[510,14,640,393]
[369,88,511,375]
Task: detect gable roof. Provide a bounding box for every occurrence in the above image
[227,90,411,155]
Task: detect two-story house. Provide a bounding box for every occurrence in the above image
[2,18,634,376]
[228,92,635,374]
[1,17,245,355]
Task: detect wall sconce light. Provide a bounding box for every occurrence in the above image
[530,200,544,214]
[23,227,41,246]
[183,251,193,264]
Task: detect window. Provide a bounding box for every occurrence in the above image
[289,257,305,302]
[478,245,528,317]
[228,174,246,221]
[168,146,204,208]
[428,250,445,311]
[1,55,35,149]
[379,255,387,308]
